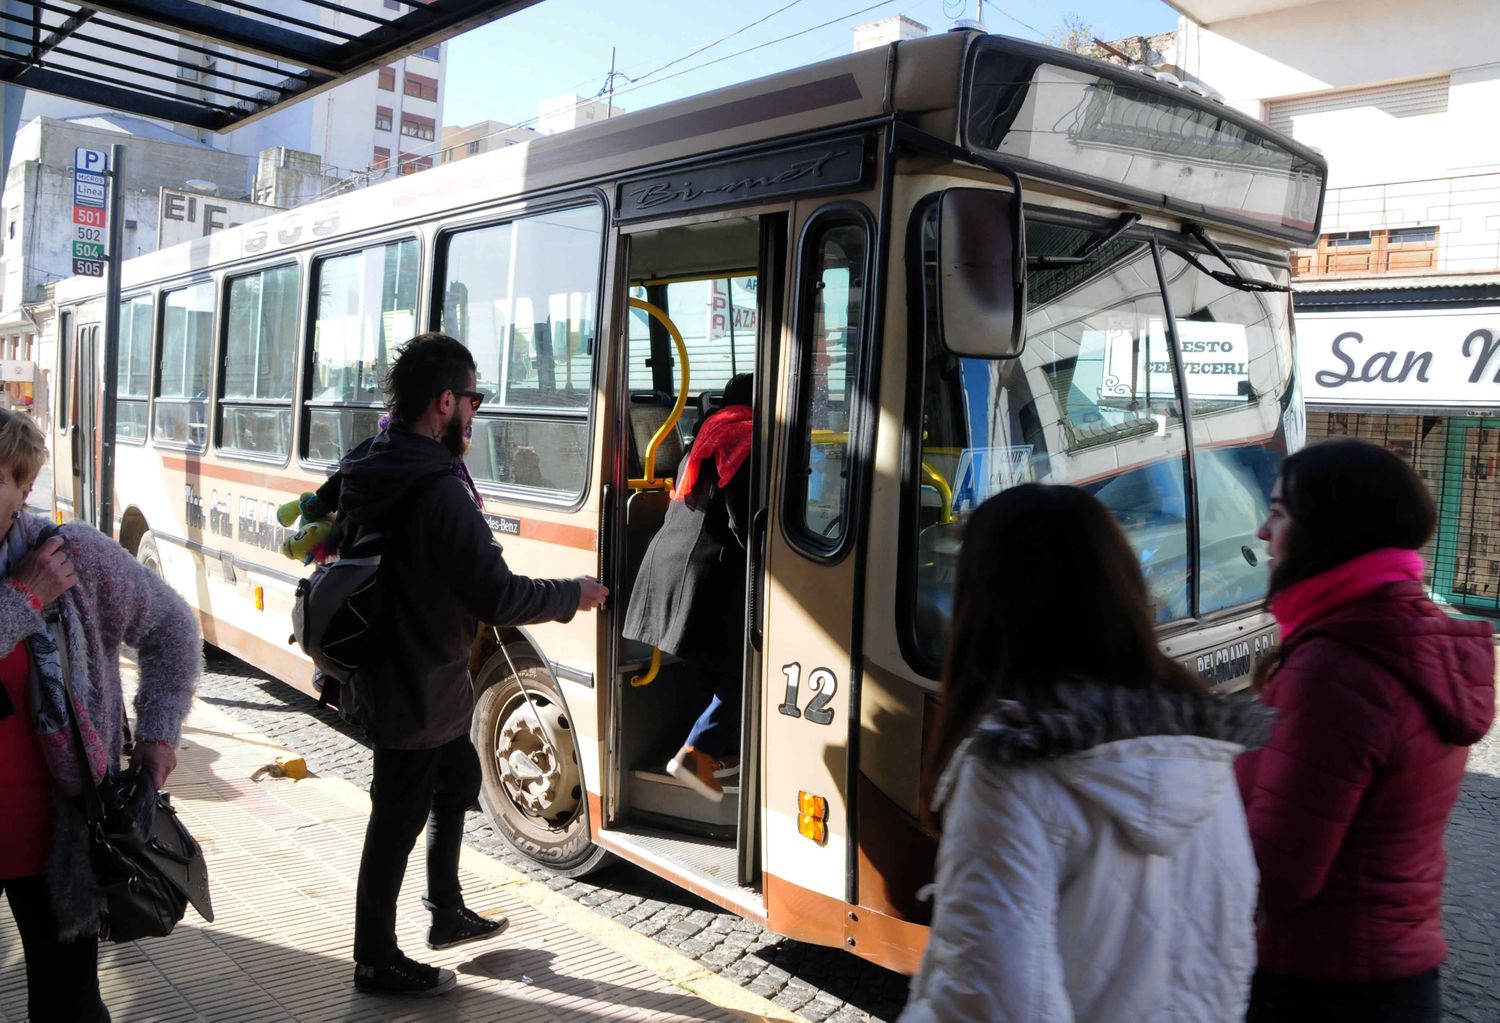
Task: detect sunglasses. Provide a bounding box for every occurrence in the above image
[451,389,484,411]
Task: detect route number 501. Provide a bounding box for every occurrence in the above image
[777,662,836,725]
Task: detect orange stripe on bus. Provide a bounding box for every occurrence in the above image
[161,455,597,549]
[161,456,311,495]
[518,519,597,552]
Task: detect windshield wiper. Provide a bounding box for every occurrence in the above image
[1179,223,1291,293]
[1029,212,1142,269]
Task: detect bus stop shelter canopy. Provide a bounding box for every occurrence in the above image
[0,1,541,131]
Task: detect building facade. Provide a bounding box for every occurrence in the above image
[0,115,251,428]
[7,0,447,191]
[438,119,540,166]
[1173,0,1500,616]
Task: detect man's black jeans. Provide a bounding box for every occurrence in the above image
[1,875,109,1022]
[353,734,482,965]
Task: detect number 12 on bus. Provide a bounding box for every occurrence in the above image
[51,31,1324,972]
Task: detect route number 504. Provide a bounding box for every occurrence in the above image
[777,662,836,725]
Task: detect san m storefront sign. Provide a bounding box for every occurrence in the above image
[1298,307,1500,407]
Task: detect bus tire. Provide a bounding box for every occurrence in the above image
[136,530,163,579]
[470,655,611,878]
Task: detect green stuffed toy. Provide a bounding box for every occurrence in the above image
[277,492,337,565]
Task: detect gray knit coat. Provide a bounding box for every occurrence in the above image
[0,512,202,939]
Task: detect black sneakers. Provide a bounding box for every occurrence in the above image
[427,906,509,951]
[353,954,457,997]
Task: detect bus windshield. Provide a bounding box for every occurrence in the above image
[964,39,1325,244]
[910,210,1294,659]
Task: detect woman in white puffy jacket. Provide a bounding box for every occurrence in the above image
[899,485,1273,1023]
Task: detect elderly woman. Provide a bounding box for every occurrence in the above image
[0,408,201,1022]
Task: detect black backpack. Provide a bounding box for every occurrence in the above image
[290,477,437,713]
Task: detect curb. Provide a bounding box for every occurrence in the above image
[185,694,810,1023]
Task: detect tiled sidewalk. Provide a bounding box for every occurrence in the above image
[0,693,798,1023]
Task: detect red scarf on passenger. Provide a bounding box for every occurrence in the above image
[1270,547,1426,640]
[674,406,752,505]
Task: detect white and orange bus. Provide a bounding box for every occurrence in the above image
[51,30,1326,971]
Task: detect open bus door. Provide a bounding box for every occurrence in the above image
[599,209,787,912]
[58,318,101,526]
[757,205,872,947]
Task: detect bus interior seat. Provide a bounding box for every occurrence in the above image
[627,390,684,479]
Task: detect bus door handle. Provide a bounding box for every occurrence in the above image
[598,483,614,607]
[70,426,80,476]
[748,507,768,651]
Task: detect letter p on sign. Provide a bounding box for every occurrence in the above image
[74,147,107,174]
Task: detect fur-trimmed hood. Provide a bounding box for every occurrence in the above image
[940,682,1273,857]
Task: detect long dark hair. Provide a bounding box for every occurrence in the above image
[1268,438,1435,598]
[922,484,1202,829]
[1250,438,1436,691]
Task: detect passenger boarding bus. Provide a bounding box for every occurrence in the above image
[51,31,1326,971]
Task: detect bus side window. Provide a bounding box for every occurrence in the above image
[785,209,872,556]
[437,203,603,499]
[115,295,153,444]
[220,264,298,460]
[155,281,216,449]
[304,238,418,463]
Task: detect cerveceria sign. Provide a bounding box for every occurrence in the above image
[1298,308,1500,407]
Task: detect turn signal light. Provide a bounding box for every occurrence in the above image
[797,790,828,844]
[254,585,265,611]
[798,814,827,844]
[798,791,828,820]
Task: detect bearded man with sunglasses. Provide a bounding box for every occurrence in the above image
[332,332,608,997]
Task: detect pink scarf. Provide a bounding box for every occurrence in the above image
[1270,547,1426,640]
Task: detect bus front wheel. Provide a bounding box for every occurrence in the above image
[136,531,163,578]
[471,654,611,878]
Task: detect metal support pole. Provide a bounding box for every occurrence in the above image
[97,142,123,538]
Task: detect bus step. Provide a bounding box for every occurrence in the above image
[630,766,739,830]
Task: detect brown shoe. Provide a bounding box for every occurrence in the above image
[666,746,735,802]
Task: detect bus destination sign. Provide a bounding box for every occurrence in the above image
[71,148,108,277]
[616,136,870,221]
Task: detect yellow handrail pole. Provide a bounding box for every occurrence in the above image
[630,647,662,687]
[626,297,690,491]
[921,460,955,524]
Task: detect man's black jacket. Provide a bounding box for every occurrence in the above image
[328,427,580,749]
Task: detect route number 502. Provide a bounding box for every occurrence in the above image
[777,662,836,725]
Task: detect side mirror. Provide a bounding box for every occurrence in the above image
[936,187,1026,359]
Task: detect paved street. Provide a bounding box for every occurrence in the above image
[196,649,1500,1023]
[195,651,910,1023]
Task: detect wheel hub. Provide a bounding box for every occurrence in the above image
[494,696,580,823]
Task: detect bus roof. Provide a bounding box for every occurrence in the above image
[55,29,1323,303]
[57,32,970,304]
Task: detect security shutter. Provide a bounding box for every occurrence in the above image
[1265,76,1449,136]
[1307,411,1500,615]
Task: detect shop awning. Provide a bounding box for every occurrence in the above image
[0,1,541,131]
[1295,272,1500,310]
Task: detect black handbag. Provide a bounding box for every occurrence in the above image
[55,607,215,942]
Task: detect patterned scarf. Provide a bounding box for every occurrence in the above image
[0,522,104,796]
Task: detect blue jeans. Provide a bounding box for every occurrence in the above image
[684,668,741,758]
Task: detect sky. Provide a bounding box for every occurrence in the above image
[442,0,1180,131]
